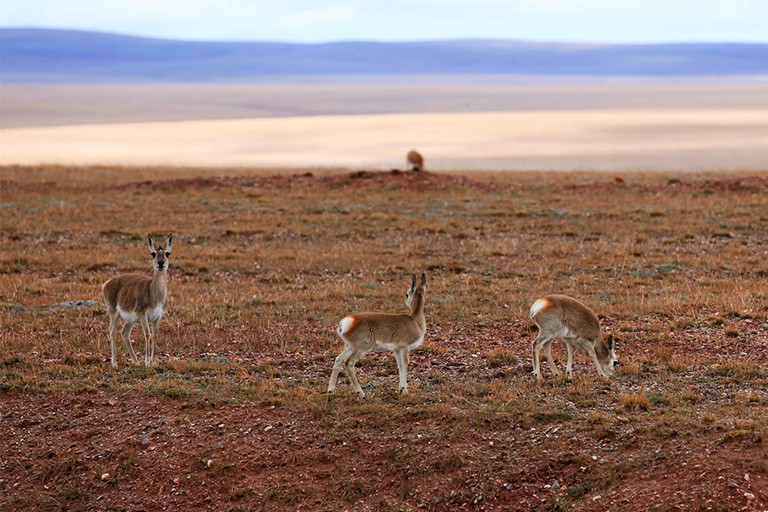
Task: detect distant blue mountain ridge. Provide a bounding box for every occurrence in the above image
[1,28,767,82]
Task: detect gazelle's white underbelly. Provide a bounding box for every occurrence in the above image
[376,334,425,352]
[117,304,164,323]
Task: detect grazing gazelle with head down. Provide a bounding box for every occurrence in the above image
[328,273,427,398]
[102,234,172,368]
[529,294,618,380]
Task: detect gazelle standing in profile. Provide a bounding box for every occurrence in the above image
[407,150,424,172]
[529,294,618,380]
[328,273,427,398]
[102,234,172,368]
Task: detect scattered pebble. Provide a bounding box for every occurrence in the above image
[100,473,110,481]
[744,492,755,500]
[206,459,213,468]
[48,300,101,309]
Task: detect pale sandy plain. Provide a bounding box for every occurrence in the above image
[1,81,767,171]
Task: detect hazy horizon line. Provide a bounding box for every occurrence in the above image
[3,25,767,47]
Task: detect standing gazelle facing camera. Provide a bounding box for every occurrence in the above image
[529,294,618,380]
[328,273,427,398]
[102,234,172,368]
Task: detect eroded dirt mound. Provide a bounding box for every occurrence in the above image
[117,170,511,192]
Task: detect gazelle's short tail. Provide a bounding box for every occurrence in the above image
[338,316,357,336]
[529,297,549,319]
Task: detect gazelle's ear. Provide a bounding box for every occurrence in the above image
[148,234,156,252]
[411,274,417,288]
[420,272,427,286]
[166,234,173,253]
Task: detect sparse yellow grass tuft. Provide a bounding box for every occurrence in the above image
[619,393,652,412]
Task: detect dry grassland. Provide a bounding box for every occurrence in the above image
[1,166,767,511]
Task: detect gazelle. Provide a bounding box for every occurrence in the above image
[102,234,172,368]
[407,150,424,172]
[328,273,427,398]
[529,294,618,380]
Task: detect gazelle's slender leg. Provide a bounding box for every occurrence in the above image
[532,333,550,380]
[107,310,119,368]
[543,339,562,378]
[394,348,409,393]
[403,350,410,392]
[346,350,368,399]
[328,346,353,393]
[120,322,140,364]
[565,343,574,379]
[150,320,159,364]
[139,316,152,366]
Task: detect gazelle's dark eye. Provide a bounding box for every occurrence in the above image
[151,252,156,258]
[165,252,171,257]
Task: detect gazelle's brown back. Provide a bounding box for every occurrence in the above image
[103,274,154,314]
[340,312,423,348]
[530,294,601,340]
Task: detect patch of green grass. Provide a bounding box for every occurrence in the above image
[565,480,593,500]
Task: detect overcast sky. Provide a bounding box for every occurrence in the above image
[1,0,766,44]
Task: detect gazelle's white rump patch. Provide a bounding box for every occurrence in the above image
[338,316,356,335]
[530,298,550,319]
